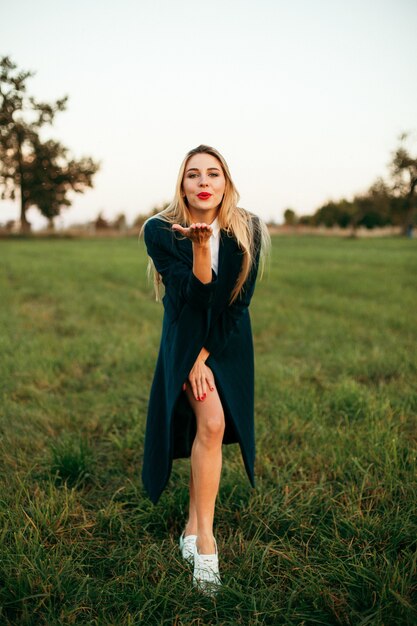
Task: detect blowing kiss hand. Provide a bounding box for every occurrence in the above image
[172,223,213,246]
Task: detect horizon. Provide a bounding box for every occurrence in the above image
[1,0,417,231]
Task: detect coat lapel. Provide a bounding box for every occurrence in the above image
[214,230,242,310]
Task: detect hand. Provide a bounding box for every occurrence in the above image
[184,357,215,401]
[172,223,212,247]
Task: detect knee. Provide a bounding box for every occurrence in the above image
[198,414,225,446]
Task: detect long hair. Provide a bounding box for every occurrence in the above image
[141,144,270,303]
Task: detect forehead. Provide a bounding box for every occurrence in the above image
[185,152,222,172]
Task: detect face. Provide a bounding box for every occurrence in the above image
[182,153,226,216]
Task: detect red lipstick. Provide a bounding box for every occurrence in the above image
[197,193,212,199]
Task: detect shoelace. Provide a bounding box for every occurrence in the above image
[198,555,218,565]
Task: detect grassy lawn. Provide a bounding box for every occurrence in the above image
[0,234,416,625]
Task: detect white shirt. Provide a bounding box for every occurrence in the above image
[209,217,220,275]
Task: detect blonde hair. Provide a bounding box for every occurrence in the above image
[141,144,270,304]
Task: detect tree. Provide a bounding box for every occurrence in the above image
[389,132,417,234]
[283,208,297,225]
[314,199,354,228]
[112,212,127,231]
[312,184,392,233]
[94,211,110,230]
[21,135,98,228]
[298,214,314,226]
[0,56,99,232]
[351,178,392,232]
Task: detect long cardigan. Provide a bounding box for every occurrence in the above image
[142,214,261,504]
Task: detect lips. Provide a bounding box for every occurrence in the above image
[197,193,212,199]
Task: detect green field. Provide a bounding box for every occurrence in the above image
[0,235,416,625]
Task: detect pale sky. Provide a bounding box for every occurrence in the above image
[1,0,417,229]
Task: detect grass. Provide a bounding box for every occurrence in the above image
[0,234,416,625]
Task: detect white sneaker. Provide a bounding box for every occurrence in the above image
[179,531,197,563]
[193,537,221,596]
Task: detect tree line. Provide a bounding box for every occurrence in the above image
[283,134,417,235]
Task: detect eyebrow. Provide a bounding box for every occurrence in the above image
[186,167,221,173]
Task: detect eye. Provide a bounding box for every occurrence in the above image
[187,173,198,178]
[209,173,219,177]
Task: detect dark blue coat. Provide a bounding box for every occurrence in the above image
[142,215,261,504]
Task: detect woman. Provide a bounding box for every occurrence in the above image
[141,144,269,594]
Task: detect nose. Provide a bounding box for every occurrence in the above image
[199,174,209,187]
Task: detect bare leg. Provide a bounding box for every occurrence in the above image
[184,470,197,535]
[184,382,225,554]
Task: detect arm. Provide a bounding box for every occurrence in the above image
[193,244,212,284]
[172,222,213,285]
[169,222,214,400]
[145,218,216,402]
[144,219,217,311]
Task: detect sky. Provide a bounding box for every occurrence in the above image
[1,0,417,229]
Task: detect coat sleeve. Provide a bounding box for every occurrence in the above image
[204,222,261,358]
[144,218,217,311]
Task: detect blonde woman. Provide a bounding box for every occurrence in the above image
[141,145,269,595]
